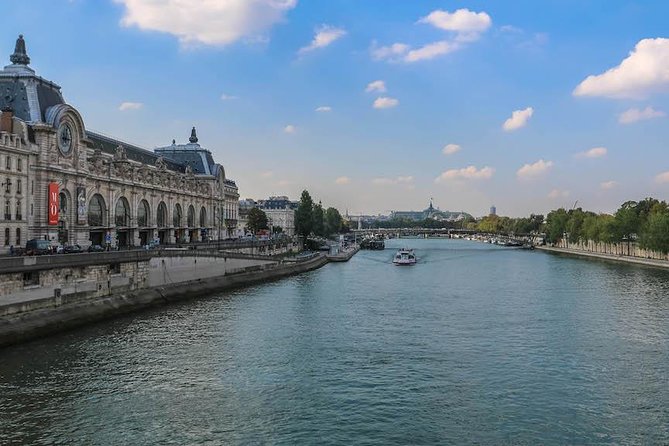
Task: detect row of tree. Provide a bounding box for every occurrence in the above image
[475,197,669,254]
[295,190,347,239]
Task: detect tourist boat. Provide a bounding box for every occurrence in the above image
[393,248,417,265]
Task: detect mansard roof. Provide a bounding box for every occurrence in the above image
[87,131,186,173]
[154,127,218,176]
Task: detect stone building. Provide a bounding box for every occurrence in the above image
[0,35,238,254]
[258,196,297,236]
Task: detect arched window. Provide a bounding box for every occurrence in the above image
[115,197,130,227]
[59,192,68,214]
[88,194,105,227]
[173,203,182,227]
[137,200,149,227]
[200,207,207,227]
[187,205,195,227]
[4,228,9,246]
[157,202,168,228]
[15,228,20,246]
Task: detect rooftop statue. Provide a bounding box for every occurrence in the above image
[189,126,198,144]
[10,34,30,65]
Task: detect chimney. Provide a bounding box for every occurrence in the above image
[0,107,14,133]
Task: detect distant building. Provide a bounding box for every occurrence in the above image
[390,200,472,222]
[489,205,497,216]
[239,196,298,236]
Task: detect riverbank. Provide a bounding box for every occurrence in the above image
[0,253,329,348]
[537,245,669,270]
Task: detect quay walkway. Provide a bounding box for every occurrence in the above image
[538,245,669,270]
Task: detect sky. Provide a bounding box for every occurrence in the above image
[2,0,669,217]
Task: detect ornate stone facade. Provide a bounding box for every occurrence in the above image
[0,36,239,253]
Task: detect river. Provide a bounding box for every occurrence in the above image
[1,238,668,445]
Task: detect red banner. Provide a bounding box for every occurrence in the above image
[48,182,59,225]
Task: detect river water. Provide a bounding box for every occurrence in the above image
[1,238,668,445]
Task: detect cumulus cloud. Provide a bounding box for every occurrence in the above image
[119,101,143,111]
[503,107,534,131]
[418,8,492,42]
[655,172,669,184]
[442,144,461,155]
[298,25,346,55]
[335,176,351,185]
[405,41,460,62]
[618,106,666,124]
[372,176,414,185]
[283,124,296,133]
[115,0,297,47]
[365,80,387,93]
[315,106,332,112]
[373,97,399,109]
[371,42,410,62]
[517,159,553,179]
[371,9,490,63]
[548,189,570,199]
[573,38,669,99]
[435,166,494,182]
[576,147,607,159]
[601,181,617,190]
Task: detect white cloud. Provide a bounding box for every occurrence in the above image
[435,166,494,182]
[315,106,332,112]
[503,107,534,131]
[335,176,351,185]
[119,101,143,111]
[372,176,414,186]
[573,38,669,99]
[600,181,617,190]
[442,144,461,155]
[418,8,492,42]
[548,189,570,199]
[298,25,346,55]
[371,42,410,62]
[655,172,669,184]
[365,80,387,93]
[260,170,273,178]
[576,147,607,159]
[115,0,297,47]
[373,97,399,109]
[618,106,666,124]
[220,94,238,101]
[283,124,296,133]
[405,40,460,62]
[516,159,553,179]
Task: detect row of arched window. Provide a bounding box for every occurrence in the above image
[3,227,20,246]
[82,194,209,228]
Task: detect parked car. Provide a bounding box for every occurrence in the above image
[64,244,84,254]
[25,239,51,256]
[87,244,105,252]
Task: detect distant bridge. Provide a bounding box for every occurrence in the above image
[352,228,478,237]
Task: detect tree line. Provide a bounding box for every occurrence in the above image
[295,190,347,239]
[476,197,669,254]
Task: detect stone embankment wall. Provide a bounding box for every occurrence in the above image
[555,239,669,261]
[0,252,327,347]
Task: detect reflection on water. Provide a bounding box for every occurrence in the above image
[1,239,668,444]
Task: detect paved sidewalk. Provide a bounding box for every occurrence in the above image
[537,246,669,270]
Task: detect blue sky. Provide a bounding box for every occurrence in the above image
[3,0,669,216]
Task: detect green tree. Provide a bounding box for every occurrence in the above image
[295,190,314,239]
[246,207,268,234]
[324,207,343,235]
[545,208,569,243]
[312,201,325,237]
[639,207,669,253]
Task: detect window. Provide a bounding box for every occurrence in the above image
[173,204,182,227]
[4,228,8,245]
[30,203,33,216]
[15,228,20,246]
[88,194,105,227]
[15,200,21,220]
[4,179,10,194]
[114,197,130,227]
[59,192,67,213]
[137,200,149,227]
[31,181,33,195]
[187,205,195,227]
[16,179,21,194]
[200,207,207,228]
[5,156,10,170]
[157,202,167,228]
[4,199,10,220]
[17,158,22,172]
